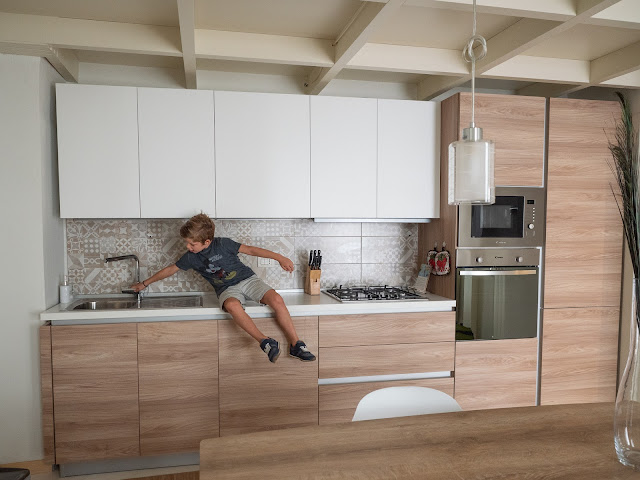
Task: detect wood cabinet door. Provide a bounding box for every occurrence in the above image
[319,378,454,425]
[51,324,139,463]
[378,99,439,218]
[138,88,216,218]
[541,307,619,405]
[56,84,140,218]
[454,338,538,410]
[545,98,622,308]
[319,312,455,347]
[214,91,311,218]
[459,92,545,186]
[138,321,219,456]
[218,317,318,436]
[310,96,377,218]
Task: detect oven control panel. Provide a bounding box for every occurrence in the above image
[457,248,541,267]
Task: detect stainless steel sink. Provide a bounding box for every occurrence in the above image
[69,295,204,311]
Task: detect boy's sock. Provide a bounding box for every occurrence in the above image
[260,337,280,363]
[289,340,316,361]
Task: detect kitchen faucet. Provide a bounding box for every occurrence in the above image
[104,254,144,306]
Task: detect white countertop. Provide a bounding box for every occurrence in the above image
[41,289,455,325]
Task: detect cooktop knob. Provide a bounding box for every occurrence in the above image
[528,223,535,229]
[516,256,524,263]
[476,257,483,263]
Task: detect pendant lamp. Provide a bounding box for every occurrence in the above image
[448,0,495,205]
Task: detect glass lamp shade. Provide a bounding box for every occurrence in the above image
[448,127,495,205]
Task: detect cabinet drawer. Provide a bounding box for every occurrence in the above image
[319,378,454,424]
[319,342,454,379]
[319,312,454,347]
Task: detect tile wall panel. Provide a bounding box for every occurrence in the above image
[66,219,419,295]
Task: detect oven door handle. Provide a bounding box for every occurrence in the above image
[459,270,536,276]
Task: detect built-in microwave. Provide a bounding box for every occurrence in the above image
[458,186,545,248]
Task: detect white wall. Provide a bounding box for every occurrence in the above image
[0,54,64,463]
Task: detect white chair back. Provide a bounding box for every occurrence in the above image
[352,386,462,422]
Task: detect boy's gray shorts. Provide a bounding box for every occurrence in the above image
[218,275,274,310]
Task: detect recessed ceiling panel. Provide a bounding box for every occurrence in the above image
[0,0,178,26]
[523,24,640,61]
[369,5,519,50]
[197,58,311,77]
[75,50,182,68]
[195,0,362,40]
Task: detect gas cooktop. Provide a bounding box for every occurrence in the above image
[323,285,427,302]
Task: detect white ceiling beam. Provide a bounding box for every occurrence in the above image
[590,40,640,84]
[417,0,621,99]
[45,46,79,82]
[369,0,587,20]
[483,55,590,84]
[304,0,406,95]
[196,29,333,67]
[347,43,467,75]
[177,0,197,89]
[602,70,640,88]
[0,12,181,56]
[586,1,640,29]
[516,82,587,97]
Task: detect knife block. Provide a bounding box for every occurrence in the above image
[304,267,321,295]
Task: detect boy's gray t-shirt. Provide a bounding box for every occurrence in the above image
[175,237,255,296]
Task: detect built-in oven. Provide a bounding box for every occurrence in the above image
[458,186,545,248]
[456,248,541,340]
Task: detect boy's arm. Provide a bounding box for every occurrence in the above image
[239,244,294,272]
[132,264,180,292]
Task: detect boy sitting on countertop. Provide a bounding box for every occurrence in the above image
[131,213,315,363]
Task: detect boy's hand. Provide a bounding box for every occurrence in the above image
[131,282,147,293]
[278,257,294,272]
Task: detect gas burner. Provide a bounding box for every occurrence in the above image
[323,285,426,302]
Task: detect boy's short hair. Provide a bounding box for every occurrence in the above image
[180,213,215,243]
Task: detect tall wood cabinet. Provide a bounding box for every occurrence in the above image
[541,98,622,405]
[418,92,546,299]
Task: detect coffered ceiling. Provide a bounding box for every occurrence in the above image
[1,0,639,98]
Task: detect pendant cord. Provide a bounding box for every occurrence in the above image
[462,0,487,129]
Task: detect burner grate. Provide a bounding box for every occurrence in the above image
[323,285,426,302]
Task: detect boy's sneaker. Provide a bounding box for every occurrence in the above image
[260,337,280,363]
[289,341,316,361]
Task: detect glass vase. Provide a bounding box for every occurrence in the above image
[615,277,640,469]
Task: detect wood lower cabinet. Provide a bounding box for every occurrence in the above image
[218,316,319,436]
[318,312,456,423]
[319,378,454,425]
[454,338,538,410]
[541,308,619,405]
[138,321,219,456]
[51,324,140,464]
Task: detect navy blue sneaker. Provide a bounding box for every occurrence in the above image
[260,337,280,363]
[290,341,316,361]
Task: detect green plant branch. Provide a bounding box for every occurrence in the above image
[608,91,640,330]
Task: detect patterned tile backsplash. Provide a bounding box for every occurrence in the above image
[66,219,419,296]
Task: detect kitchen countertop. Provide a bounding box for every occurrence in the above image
[41,289,455,325]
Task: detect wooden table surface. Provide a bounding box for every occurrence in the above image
[200,402,640,480]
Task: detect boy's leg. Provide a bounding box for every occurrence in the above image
[260,289,299,346]
[222,298,268,343]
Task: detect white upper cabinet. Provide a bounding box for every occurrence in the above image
[310,96,377,218]
[377,99,440,219]
[214,91,310,218]
[138,88,215,218]
[56,84,140,218]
